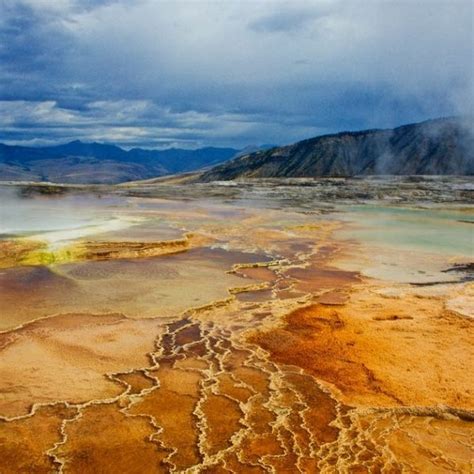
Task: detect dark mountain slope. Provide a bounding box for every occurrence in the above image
[199,117,473,181]
[0,142,239,184]
[126,147,240,174]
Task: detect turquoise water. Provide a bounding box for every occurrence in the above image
[338,205,474,257]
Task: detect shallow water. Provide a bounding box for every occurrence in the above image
[338,204,474,258]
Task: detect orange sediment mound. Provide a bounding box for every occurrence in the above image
[114,370,156,395]
[0,404,77,474]
[249,303,395,404]
[201,393,243,455]
[0,313,162,417]
[54,403,169,474]
[250,284,474,410]
[130,360,203,470]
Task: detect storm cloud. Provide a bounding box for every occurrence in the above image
[0,0,472,148]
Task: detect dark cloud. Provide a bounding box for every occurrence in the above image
[0,0,472,148]
[0,3,68,73]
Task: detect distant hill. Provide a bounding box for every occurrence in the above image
[199,117,474,181]
[0,141,240,184]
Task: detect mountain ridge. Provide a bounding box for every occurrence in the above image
[0,141,241,184]
[198,117,474,181]
[2,117,472,184]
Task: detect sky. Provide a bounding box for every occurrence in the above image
[0,0,472,149]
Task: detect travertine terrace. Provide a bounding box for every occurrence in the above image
[0,177,473,473]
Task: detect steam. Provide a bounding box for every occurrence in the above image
[374,117,474,175]
[0,186,140,246]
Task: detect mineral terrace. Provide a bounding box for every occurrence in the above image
[0,177,472,473]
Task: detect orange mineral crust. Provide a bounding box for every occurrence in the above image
[0,313,162,417]
[0,404,77,474]
[55,403,169,474]
[0,187,472,473]
[251,285,474,409]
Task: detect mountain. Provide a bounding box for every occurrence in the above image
[125,147,243,174]
[0,142,239,184]
[233,144,276,157]
[199,117,474,182]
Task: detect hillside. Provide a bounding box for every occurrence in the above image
[0,141,239,184]
[199,117,473,181]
